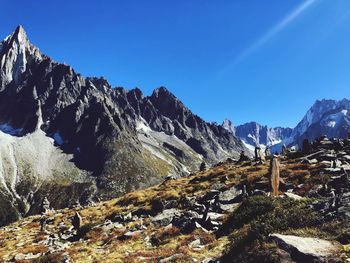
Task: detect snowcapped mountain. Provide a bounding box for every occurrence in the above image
[224,99,350,152]
[222,119,292,152]
[291,99,350,145]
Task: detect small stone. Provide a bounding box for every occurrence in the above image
[284,192,304,200]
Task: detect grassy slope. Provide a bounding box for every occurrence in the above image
[0,155,349,262]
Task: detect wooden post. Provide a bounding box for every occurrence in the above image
[270,156,280,197]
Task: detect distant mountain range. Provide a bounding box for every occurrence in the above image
[223,99,350,152]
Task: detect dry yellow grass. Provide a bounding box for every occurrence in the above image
[0,157,325,262]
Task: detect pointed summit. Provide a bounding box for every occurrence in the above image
[222,119,235,134]
[0,25,42,88]
[15,25,26,35]
[11,25,28,44]
[151,86,174,98]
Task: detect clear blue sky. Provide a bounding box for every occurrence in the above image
[1,0,350,128]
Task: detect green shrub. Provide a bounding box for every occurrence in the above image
[218,196,320,262]
[216,196,276,237]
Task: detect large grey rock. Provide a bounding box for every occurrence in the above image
[270,234,339,262]
[151,209,180,227]
[218,186,242,203]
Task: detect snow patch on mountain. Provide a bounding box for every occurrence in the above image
[136,118,152,133]
[241,140,256,152]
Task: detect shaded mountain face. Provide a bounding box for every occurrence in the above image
[224,99,350,152]
[0,26,247,225]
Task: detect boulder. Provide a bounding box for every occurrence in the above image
[284,192,304,200]
[206,212,224,221]
[218,203,239,213]
[151,209,180,227]
[270,234,339,262]
[218,186,241,203]
[189,238,202,248]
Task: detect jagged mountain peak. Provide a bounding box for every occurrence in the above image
[0,25,43,88]
[151,86,177,100]
[149,86,190,119]
[2,25,32,52]
[0,26,248,225]
[1,25,28,48]
[290,98,350,145]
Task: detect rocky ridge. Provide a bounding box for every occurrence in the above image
[0,26,247,226]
